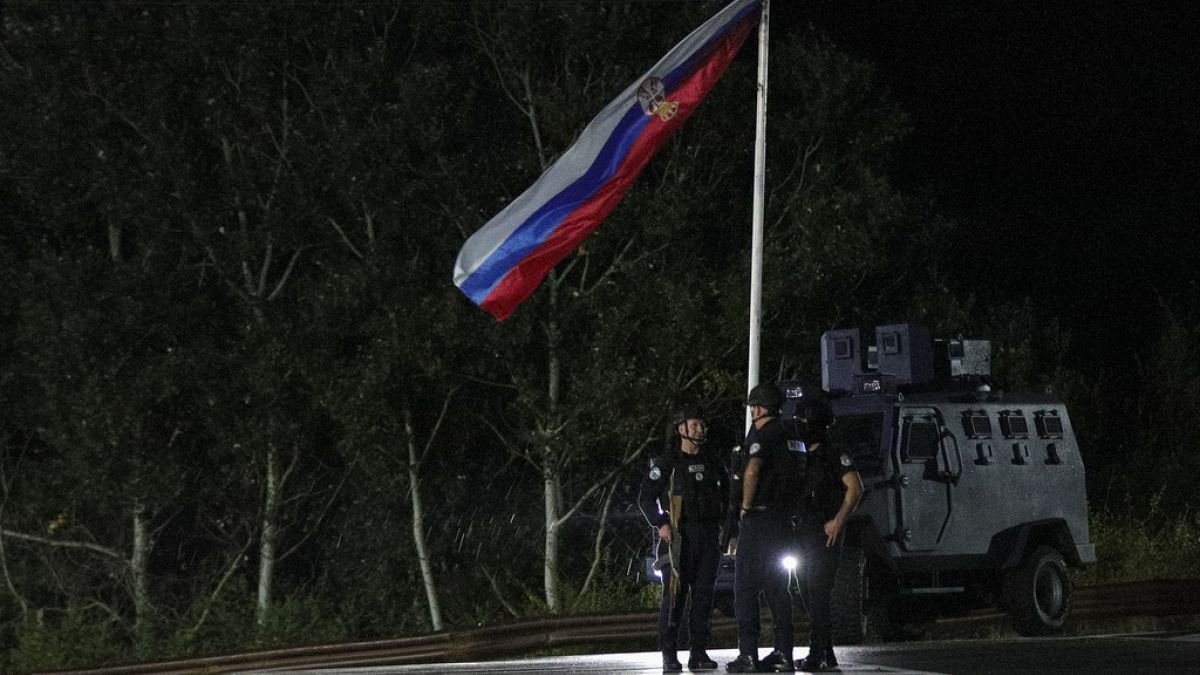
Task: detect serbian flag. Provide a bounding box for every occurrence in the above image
[454,0,762,320]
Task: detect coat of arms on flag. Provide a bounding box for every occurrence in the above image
[637,77,679,122]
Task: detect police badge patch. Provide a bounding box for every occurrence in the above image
[840,454,852,467]
[649,466,662,480]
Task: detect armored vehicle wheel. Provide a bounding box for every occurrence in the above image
[863,574,904,643]
[830,546,867,644]
[1003,545,1071,636]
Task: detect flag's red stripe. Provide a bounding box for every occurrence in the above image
[479,14,757,320]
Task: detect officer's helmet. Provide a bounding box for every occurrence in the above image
[671,407,707,445]
[745,382,783,410]
[796,397,834,429]
[672,407,704,428]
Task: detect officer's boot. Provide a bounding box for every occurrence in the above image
[725,653,759,673]
[662,649,683,672]
[795,650,834,672]
[688,648,718,671]
[822,634,838,669]
[759,649,795,672]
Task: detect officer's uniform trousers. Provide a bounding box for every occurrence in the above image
[733,510,793,657]
[658,518,721,651]
[798,525,842,660]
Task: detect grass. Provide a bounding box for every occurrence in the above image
[1078,495,1200,587]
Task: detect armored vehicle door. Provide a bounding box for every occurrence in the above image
[893,406,962,551]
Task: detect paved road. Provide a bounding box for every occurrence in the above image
[276,633,1200,674]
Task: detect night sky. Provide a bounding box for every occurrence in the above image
[779,0,1200,371]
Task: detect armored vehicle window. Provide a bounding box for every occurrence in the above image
[1036,413,1065,438]
[830,413,884,475]
[881,331,900,354]
[902,418,940,461]
[1001,413,1029,438]
[834,337,853,359]
[963,411,992,438]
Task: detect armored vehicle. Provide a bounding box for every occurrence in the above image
[797,322,1096,641]
[642,323,1094,641]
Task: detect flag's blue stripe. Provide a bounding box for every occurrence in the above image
[460,2,760,304]
[459,106,652,304]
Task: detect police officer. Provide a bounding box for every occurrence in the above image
[639,409,727,672]
[794,395,863,672]
[727,383,800,673]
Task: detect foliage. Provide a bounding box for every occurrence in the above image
[252,594,350,649]
[566,578,660,615]
[5,608,125,674]
[1134,317,1200,509]
[1079,494,1200,587]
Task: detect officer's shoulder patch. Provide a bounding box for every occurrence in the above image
[649,466,662,480]
[840,454,853,467]
[749,442,761,456]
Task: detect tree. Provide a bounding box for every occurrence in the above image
[1135,314,1200,508]
[0,5,225,633]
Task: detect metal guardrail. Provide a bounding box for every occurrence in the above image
[43,579,1200,675]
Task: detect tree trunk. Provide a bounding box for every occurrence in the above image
[130,500,151,630]
[542,455,562,613]
[403,405,444,631]
[107,223,122,263]
[256,441,280,626]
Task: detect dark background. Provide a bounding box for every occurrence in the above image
[783,0,1200,372]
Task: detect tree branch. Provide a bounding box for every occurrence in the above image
[0,529,124,561]
[454,371,520,391]
[482,418,539,471]
[419,386,461,467]
[279,442,301,497]
[554,429,655,528]
[278,456,356,564]
[82,65,156,150]
[256,241,274,299]
[267,248,304,302]
[578,479,617,597]
[578,237,641,296]
[467,13,530,119]
[189,541,249,636]
[480,565,520,618]
[0,506,29,618]
[328,218,365,261]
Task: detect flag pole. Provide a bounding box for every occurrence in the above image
[745,0,770,433]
